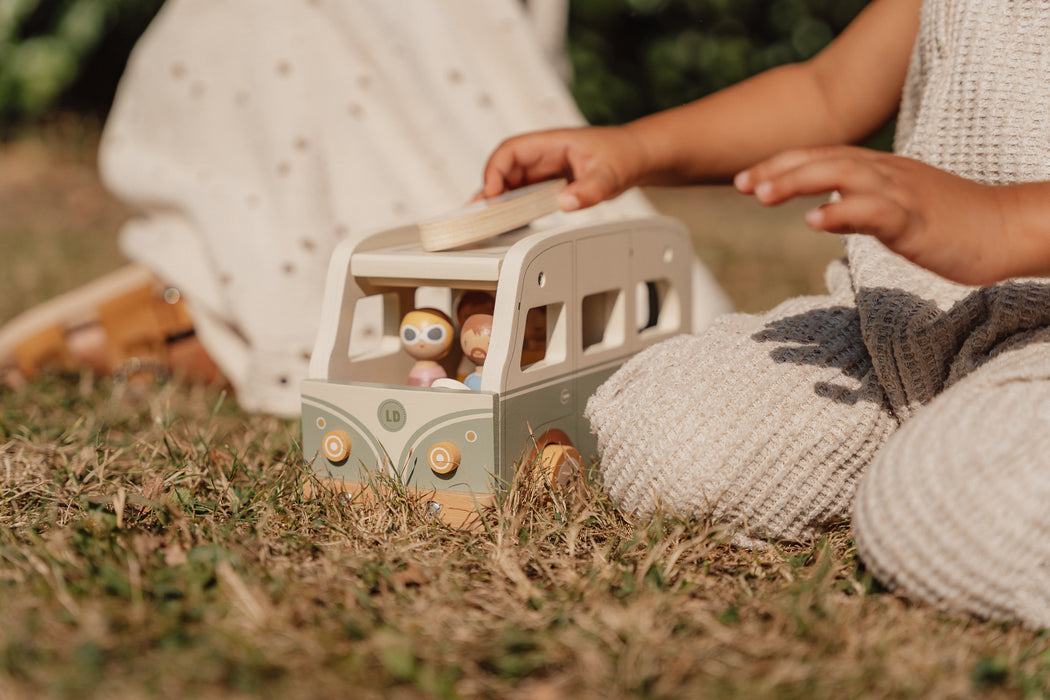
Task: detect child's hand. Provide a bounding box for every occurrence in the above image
[735,146,1029,286]
[481,126,649,212]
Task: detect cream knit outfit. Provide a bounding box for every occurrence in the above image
[586,0,1050,629]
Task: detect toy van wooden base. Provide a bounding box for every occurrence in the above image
[303,474,495,530]
[302,212,713,527]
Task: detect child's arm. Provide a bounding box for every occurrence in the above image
[736,146,1050,286]
[481,0,922,210]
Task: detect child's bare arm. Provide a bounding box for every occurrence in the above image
[482,0,922,210]
[737,146,1050,286]
[622,0,920,183]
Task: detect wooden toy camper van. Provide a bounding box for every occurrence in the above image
[302,188,712,527]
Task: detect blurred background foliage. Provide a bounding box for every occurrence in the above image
[0,0,870,132]
[0,0,163,130]
[569,0,869,125]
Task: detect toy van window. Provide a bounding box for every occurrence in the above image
[519,303,566,370]
[348,293,389,359]
[635,279,680,336]
[581,289,625,354]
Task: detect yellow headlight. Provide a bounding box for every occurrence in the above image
[427,441,461,475]
[322,430,351,463]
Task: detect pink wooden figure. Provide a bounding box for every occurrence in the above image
[399,308,453,387]
[460,313,493,391]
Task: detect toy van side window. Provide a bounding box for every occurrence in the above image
[507,241,574,390]
[635,278,681,338]
[518,302,566,371]
[581,288,626,354]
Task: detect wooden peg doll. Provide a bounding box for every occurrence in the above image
[454,291,495,381]
[460,313,493,390]
[399,308,453,387]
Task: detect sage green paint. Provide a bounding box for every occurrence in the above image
[301,398,380,484]
[301,380,497,493]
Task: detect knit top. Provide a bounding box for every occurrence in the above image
[847,0,1050,316]
[895,0,1050,185]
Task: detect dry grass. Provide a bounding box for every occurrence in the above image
[0,123,1048,699]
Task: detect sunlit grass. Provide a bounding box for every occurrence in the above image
[0,375,1048,698]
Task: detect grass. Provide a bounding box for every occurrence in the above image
[1,122,1048,699]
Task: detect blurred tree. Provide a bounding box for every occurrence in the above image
[568,0,870,125]
[0,0,164,131]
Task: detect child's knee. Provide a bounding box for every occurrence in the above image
[853,375,1050,628]
[588,301,895,541]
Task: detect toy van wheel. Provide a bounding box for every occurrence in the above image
[538,444,582,490]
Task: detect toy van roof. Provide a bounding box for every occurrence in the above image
[348,215,570,288]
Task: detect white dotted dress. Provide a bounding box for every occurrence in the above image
[99,0,726,416]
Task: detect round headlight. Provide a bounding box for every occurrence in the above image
[427,441,461,475]
[322,430,351,463]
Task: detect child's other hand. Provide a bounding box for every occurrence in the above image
[481,126,648,212]
[735,146,1021,286]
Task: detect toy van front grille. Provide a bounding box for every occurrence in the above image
[301,379,498,495]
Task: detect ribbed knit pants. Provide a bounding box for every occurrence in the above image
[585,237,1050,628]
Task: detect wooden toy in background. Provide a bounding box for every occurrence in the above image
[460,314,493,390]
[418,179,566,251]
[399,308,453,387]
[0,264,220,386]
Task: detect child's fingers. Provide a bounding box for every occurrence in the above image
[736,145,879,194]
[481,136,565,197]
[752,156,888,205]
[559,171,615,211]
[483,167,523,198]
[736,149,826,192]
[806,192,909,240]
[481,152,524,197]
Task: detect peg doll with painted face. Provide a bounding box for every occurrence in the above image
[399,308,453,387]
[460,313,493,390]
